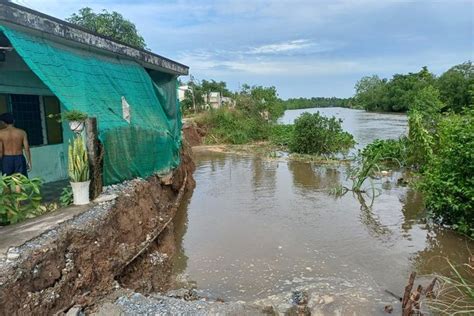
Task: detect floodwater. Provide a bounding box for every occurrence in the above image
[172,108,472,313]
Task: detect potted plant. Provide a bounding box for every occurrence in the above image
[63,110,88,133]
[68,135,90,205]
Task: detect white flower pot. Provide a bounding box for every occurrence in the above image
[70,181,91,205]
[69,121,85,133]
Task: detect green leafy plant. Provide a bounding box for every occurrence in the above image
[68,135,90,182]
[63,110,88,122]
[269,124,294,147]
[419,110,474,236]
[60,186,74,206]
[195,108,270,144]
[67,7,147,49]
[361,138,408,167]
[407,110,433,169]
[0,174,43,225]
[289,112,355,155]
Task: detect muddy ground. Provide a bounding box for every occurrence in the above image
[0,144,195,315]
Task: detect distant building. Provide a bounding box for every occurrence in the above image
[222,96,236,108]
[202,92,235,109]
[178,85,189,102]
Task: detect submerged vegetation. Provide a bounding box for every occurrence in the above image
[189,61,473,236]
[193,84,355,157]
[289,112,354,155]
[355,62,474,236]
[426,257,474,315]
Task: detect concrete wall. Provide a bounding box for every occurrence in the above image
[0,48,52,95]
[29,144,67,182]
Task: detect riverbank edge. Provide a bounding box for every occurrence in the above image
[0,144,196,315]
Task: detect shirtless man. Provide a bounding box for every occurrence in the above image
[0,113,31,177]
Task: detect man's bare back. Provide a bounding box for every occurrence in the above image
[0,113,32,176]
[0,126,27,155]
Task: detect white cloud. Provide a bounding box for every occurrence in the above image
[250,39,313,54]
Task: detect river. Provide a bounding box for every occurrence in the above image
[172,108,472,314]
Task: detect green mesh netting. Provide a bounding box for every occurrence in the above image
[0,25,181,185]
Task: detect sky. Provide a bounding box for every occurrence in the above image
[11,0,474,99]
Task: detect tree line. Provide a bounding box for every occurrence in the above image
[282,97,352,109]
[353,62,474,113]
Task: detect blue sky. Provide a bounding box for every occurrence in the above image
[12,0,474,99]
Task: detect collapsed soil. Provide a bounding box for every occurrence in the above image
[0,144,195,315]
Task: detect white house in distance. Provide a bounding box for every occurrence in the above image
[178,85,189,102]
[178,85,236,110]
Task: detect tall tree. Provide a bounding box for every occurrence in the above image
[437,61,474,113]
[67,7,147,49]
[353,75,388,111]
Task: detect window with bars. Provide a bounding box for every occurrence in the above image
[0,94,63,147]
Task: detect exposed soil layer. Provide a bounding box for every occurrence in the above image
[0,145,195,316]
[182,121,205,147]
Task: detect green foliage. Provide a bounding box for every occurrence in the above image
[410,85,444,131]
[419,110,474,236]
[67,7,146,49]
[353,63,473,113]
[201,79,233,98]
[181,78,232,112]
[283,97,352,110]
[289,112,355,155]
[236,85,285,121]
[68,136,90,182]
[0,174,43,225]
[353,75,389,111]
[196,108,270,144]
[437,61,474,113]
[386,66,436,112]
[361,138,408,166]
[269,124,294,147]
[63,110,88,122]
[60,186,73,207]
[407,110,433,169]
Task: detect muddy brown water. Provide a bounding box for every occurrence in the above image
[172,108,472,311]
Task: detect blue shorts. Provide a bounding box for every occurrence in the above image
[2,155,28,177]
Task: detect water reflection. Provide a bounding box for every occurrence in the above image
[355,192,393,239]
[412,227,472,276]
[172,192,191,276]
[288,161,341,191]
[400,189,425,232]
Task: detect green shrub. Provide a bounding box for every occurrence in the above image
[195,108,270,144]
[289,112,355,155]
[361,137,408,166]
[270,124,294,146]
[407,110,434,170]
[420,110,474,236]
[0,174,43,225]
[60,186,73,207]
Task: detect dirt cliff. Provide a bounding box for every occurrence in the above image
[0,145,195,315]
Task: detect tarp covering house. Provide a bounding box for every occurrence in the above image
[0,2,189,184]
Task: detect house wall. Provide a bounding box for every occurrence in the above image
[0,48,68,183]
[0,49,52,95]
